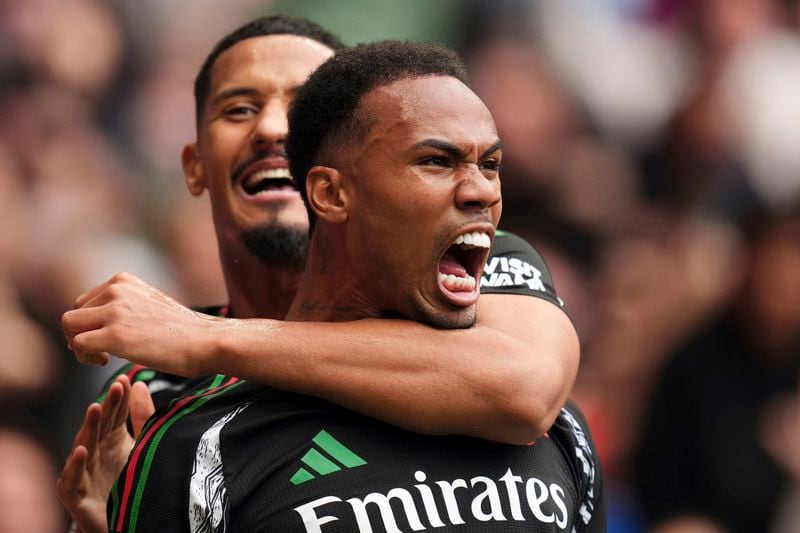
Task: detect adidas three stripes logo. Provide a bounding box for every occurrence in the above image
[290,430,367,485]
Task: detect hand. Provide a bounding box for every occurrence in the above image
[57,375,154,533]
[62,272,214,375]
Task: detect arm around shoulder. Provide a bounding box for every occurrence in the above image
[473,293,580,442]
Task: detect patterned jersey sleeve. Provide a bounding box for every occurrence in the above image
[552,400,606,532]
[107,374,249,533]
[481,230,565,310]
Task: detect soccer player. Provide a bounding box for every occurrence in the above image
[66,39,603,532]
[60,16,580,532]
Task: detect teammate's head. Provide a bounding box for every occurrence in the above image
[181,16,343,268]
[287,41,502,329]
[194,16,345,126]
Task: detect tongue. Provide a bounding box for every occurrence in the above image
[439,250,468,278]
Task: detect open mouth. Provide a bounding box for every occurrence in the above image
[240,168,298,196]
[437,231,492,299]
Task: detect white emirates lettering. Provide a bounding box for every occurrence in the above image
[294,468,568,532]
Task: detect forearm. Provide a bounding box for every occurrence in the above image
[64,273,579,444]
[203,296,579,444]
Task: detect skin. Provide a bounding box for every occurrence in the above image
[181,34,334,320]
[59,33,579,531]
[297,76,502,329]
[56,375,153,533]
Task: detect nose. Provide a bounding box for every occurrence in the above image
[251,99,288,152]
[455,166,501,212]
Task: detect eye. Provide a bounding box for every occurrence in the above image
[420,156,450,167]
[480,158,501,173]
[224,104,258,119]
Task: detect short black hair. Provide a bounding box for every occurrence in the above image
[194,15,345,125]
[286,40,469,228]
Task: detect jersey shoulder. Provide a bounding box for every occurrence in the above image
[482,229,564,309]
[108,376,262,532]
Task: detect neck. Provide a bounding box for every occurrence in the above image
[219,246,302,319]
[286,226,379,323]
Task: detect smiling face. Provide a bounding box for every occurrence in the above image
[329,75,502,329]
[182,35,333,263]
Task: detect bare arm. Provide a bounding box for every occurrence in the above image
[64,273,578,444]
[208,293,578,444]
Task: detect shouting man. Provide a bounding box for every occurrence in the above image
[65,39,603,532]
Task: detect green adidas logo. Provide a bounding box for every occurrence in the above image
[290,430,367,485]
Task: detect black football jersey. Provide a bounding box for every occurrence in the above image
[109,377,602,532]
[104,231,600,532]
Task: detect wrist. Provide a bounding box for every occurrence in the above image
[192,314,227,376]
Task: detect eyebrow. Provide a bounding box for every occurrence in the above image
[210,87,262,107]
[209,84,303,109]
[413,138,503,160]
[480,139,503,160]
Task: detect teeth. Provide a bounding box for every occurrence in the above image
[242,168,295,193]
[452,231,490,249]
[438,272,477,292]
[250,168,292,181]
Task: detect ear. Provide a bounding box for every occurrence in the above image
[306,165,349,224]
[181,143,206,196]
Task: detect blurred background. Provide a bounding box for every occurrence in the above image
[1,0,800,531]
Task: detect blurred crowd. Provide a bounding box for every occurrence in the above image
[1,0,799,531]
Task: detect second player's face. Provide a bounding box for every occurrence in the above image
[191,35,333,247]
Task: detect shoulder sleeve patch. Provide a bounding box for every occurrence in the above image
[189,402,252,533]
[481,231,564,309]
[554,401,605,531]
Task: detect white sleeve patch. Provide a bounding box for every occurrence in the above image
[189,403,251,533]
[481,257,547,292]
[560,407,597,528]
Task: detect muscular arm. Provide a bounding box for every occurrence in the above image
[206,293,577,444]
[65,275,578,444]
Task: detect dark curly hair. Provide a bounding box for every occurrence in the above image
[286,40,469,229]
[193,15,345,125]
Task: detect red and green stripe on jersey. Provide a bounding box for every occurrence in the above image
[109,374,243,533]
[95,364,157,404]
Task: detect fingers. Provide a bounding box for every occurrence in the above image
[71,347,111,366]
[99,377,131,437]
[64,279,145,365]
[61,404,99,503]
[130,381,155,438]
[74,277,116,310]
[63,305,113,335]
[67,272,150,364]
[69,327,112,365]
[72,403,102,449]
[111,375,132,430]
[74,272,147,309]
[61,307,115,365]
[57,445,89,506]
